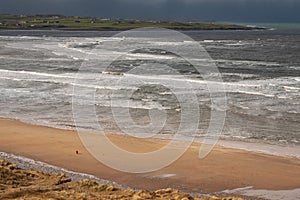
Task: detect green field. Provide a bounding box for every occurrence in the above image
[0,15,261,31]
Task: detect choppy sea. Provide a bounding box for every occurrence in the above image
[0,24,299,156]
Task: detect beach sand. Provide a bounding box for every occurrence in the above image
[0,118,299,194]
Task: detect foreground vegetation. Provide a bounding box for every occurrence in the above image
[0,14,262,31]
[0,159,244,200]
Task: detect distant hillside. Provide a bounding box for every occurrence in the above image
[0,15,264,31]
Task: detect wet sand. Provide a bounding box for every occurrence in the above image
[0,118,299,194]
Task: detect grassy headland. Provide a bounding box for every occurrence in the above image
[0,14,263,31]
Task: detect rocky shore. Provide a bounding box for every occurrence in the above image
[0,157,245,200]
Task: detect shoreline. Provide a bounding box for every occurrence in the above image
[3,116,300,159]
[0,117,300,198]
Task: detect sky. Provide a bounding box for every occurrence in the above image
[0,0,300,22]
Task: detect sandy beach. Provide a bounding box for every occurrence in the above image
[0,118,300,195]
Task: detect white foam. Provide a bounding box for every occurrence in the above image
[216,59,281,67]
[0,69,76,79]
[236,105,250,110]
[202,40,215,43]
[284,86,300,91]
[223,73,258,78]
[216,139,300,158]
[235,90,275,97]
[225,42,246,46]
[151,41,186,46]
[293,77,300,82]
[152,174,177,178]
[222,186,300,200]
[126,52,174,60]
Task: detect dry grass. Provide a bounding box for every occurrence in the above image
[0,159,243,200]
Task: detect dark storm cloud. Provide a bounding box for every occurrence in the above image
[0,0,299,22]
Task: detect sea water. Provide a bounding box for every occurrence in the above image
[0,26,299,155]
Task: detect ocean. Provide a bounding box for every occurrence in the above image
[0,25,299,154]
